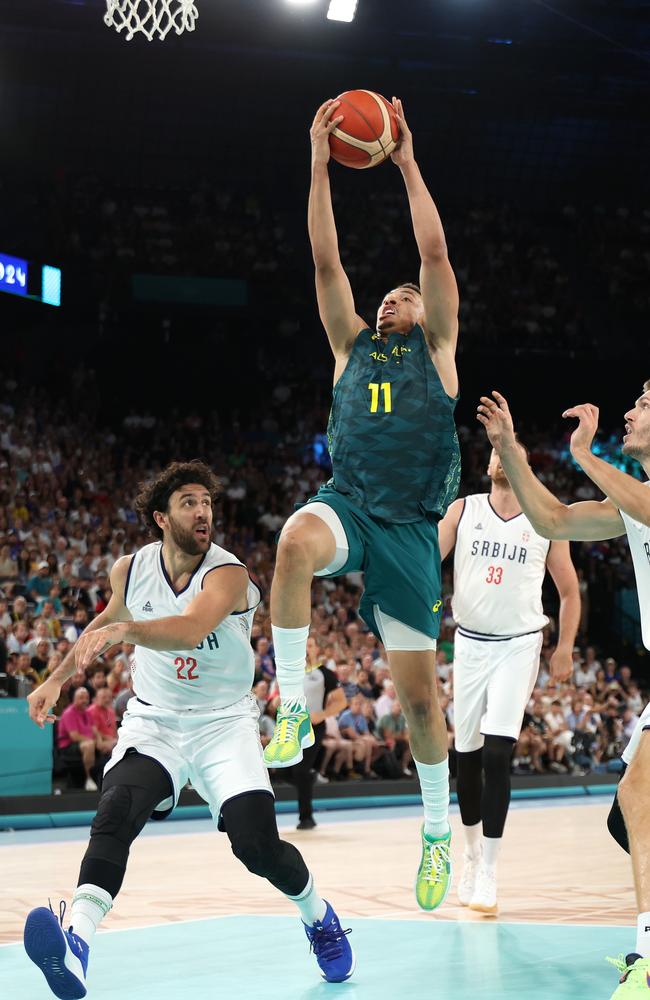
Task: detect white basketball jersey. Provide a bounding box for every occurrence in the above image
[125,542,260,710]
[619,490,650,651]
[452,494,550,638]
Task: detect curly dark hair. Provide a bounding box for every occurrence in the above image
[134,460,221,540]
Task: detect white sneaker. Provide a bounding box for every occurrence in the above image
[84,777,98,791]
[315,773,329,785]
[469,864,498,915]
[457,851,481,906]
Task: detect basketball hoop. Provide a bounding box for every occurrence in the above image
[104,0,198,41]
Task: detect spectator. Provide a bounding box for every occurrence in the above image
[318,715,357,782]
[545,700,574,773]
[374,680,398,721]
[30,640,52,683]
[87,665,109,699]
[255,636,275,682]
[336,661,359,701]
[7,622,32,655]
[338,694,381,779]
[10,595,29,624]
[574,653,597,689]
[376,701,413,776]
[57,687,99,791]
[64,608,89,643]
[0,544,18,578]
[27,561,53,602]
[87,687,119,754]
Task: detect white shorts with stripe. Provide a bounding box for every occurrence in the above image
[453,628,543,753]
[103,692,273,819]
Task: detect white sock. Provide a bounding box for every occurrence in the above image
[414,756,450,840]
[287,872,327,925]
[271,624,309,708]
[636,911,650,957]
[463,822,482,858]
[482,836,502,873]
[70,884,113,946]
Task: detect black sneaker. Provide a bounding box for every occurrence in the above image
[297,817,317,830]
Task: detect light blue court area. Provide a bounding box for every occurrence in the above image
[2,916,630,1000]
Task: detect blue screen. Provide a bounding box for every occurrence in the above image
[0,252,28,297]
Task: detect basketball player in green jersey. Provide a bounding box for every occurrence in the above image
[264,97,461,911]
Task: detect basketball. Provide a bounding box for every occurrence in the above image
[329,89,400,169]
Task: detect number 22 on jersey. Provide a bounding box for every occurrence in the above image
[368,382,392,413]
[175,656,199,681]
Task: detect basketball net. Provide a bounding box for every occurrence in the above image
[104,0,198,41]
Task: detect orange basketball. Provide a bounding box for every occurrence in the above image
[329,90,400,169]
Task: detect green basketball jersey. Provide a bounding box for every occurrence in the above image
[326,324,461,524]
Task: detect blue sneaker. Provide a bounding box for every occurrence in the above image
[303,901,354,983]
[24,902,89,999]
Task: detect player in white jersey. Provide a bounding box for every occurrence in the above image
[438,442,580,915]
[477,383,650,998]
[23,461,354,1000]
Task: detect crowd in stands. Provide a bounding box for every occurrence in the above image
[1,172,648,791]
[0,375,646,790]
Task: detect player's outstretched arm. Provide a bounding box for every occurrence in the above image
[27,555,134,727]
[391,98,459,360]
[75,564,250,670]
[546,541,581,682]
[437,497,464,561]
[564,402,650,526]
[308,100,366,362]
[477,390,625,541]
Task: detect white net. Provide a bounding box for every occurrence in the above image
[104,0,198,41]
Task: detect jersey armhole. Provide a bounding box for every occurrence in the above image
[457,497,467,529]
[123,553,137,605]
[200,564,260,617]
[230,580,261,616]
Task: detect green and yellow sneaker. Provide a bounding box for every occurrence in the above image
[607,953,650,996]
[263,703,314,768]
[415,824,452,912]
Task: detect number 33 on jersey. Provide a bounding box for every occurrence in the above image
[452,493,550,638]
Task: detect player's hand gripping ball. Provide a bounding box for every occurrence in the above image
[328,89,399,169]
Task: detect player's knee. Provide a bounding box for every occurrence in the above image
[618,764,644,821]
[607,793,630,855]
[400,693,435,731]
[482,736,515,777]
[90,784,149,848]
[276,526,319,576]
[230,831,274,877]
[456,747,483,776]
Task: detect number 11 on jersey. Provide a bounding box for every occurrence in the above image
[368,382,392,413]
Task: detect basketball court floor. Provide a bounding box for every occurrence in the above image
[1,795,635,1000]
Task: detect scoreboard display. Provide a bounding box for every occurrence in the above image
[0,251,61,307]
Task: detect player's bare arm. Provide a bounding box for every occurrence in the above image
[27,555,134,728]
[437,497,465,561]
[564,401,650,527]
[309,99,366,375]
[75,564,249,670]
[391,98,459,395]
[546,540,581,682]
[477,390,625,541]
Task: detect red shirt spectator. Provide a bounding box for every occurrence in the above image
[88,688,118,740]
[58,689,95,749]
